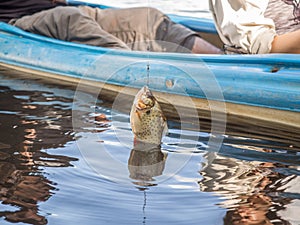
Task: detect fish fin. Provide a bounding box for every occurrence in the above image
[161,116,168,137]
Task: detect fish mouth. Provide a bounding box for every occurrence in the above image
[134,86,155,110]
[139,86,153,98]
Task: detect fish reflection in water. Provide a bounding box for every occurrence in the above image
[128,142,167,187]
[0,84,77,224]
[199,151,298,225]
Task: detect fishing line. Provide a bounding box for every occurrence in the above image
[146,1,151,86]
[143,190,147,225]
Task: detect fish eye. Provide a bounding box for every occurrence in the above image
[144,98,152,105]
[146,110,151,115]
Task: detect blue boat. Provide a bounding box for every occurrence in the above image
[0,1,299,130]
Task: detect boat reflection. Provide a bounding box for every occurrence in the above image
[199,151,297,224]
[0,85,77,224]
[128,142,167,187]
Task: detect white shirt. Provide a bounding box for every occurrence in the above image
[209,0,276,54]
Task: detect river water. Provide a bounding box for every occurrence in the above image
[0,68,299,225]
[1,1,300,225]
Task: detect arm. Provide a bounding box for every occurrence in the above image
[271,30,300,53]
[209,0,276,54]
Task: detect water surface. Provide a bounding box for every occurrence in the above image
[0,71,299,225]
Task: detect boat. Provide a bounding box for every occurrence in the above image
[0,0,299,137]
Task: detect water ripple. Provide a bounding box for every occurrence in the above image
[0,73,299,225]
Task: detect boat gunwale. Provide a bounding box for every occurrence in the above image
[1,21,300,67]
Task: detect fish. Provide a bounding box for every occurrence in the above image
[128,146,167,185]
[130,86,168,146]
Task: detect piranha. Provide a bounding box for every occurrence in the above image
[130,86,168,146]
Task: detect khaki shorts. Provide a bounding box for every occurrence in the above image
[11,6,197,52]
[79,6,197,52]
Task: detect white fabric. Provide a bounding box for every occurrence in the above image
[209,0,276,54]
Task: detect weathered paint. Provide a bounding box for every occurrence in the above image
[0,11,299,114]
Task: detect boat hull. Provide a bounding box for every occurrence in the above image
[0,10,299,132]
[1,62,299,129]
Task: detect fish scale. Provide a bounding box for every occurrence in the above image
[130,86,168,146]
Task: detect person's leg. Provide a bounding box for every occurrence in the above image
[11,6,130,50]
[156,17,223,53]
[79,6,222,53]
[191,36,223,54]
[79,6,165,51]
